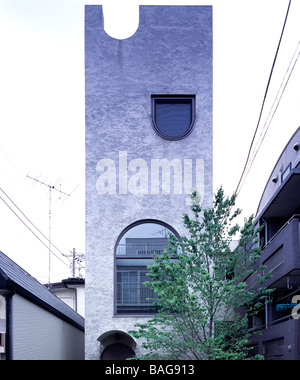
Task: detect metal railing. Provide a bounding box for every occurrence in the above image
[116,282,157,305]
[264,214,300,247]
[116,244,168,256]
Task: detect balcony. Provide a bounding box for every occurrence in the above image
[250,317,299,360]
[260,215,300,289]
[245,215,300,290]
[258,168,300,221]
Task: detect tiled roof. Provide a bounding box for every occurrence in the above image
[0,251,84,330]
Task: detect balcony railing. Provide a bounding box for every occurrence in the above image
[264,214,300,247]
[116,282,157,305]
[116,244,168,256]
[244,215,300,288]
[116,282,158,314]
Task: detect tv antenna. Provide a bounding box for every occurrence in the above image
[27,174,73,284]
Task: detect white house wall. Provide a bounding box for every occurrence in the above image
[76,286,85,318]
[12,294,84,360]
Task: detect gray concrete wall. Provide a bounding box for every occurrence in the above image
[85,5,213,359]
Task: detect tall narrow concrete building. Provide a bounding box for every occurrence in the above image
[85,5,213,360]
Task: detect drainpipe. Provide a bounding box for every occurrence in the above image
[265,297,269,329]
[261,218,268,246]
[1,287,14,361]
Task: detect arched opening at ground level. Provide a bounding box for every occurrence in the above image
[98,330,136,360]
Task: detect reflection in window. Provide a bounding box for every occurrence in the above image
[115,221,177,315]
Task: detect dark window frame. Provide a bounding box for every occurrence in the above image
[114,219,180,316]
[151,94,196,140]
[281,162,291,183]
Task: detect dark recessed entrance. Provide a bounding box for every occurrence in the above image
[101,343,135,360]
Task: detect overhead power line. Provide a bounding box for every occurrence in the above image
[0,193,70,268]
[235,0,292,195]
[237,40,300,193]
[0,186,69,259]
[0,181,83,282]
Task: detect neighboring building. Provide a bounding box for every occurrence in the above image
[0,251,84,360]
[247,126,300,360]
[85,5,213,359]
[48,278,85,318]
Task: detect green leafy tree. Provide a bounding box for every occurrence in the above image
[129,187,272,360]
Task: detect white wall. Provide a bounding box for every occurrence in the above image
[53,285,85,318]
[0,296,5,319]
[76,286,85,318]
[54,288,76,311]
[12,294,84,360]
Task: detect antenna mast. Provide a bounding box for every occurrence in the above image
[27,174,71,284]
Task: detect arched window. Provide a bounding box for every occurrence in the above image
[115,220,179,315]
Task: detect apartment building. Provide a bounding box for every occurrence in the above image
[248,126,300,360]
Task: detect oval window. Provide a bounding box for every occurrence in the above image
[151,95,196,140]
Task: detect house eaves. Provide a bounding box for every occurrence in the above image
[0,251,84,331]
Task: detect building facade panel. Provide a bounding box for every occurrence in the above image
[251,318,299,360]
[257,127,300,217]
[250,127,300,360]
[260,217,300,288]
[13,294,84,360]
[85,5,213,359]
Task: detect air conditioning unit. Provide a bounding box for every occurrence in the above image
[0,333,5,353]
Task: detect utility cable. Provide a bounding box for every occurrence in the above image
[0,187,70,259]
[235,0,292,195]
[0,195,70,268]
[237,40,300,193]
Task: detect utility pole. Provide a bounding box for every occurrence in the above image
[48,185,53,284]
[70,248,85,278]
[72,248,76,278]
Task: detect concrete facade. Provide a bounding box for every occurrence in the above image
[85,5,213,359]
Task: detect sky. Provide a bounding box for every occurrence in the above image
[0,0,299,283]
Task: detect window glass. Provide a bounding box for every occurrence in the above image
[117,222,170,256]
[115,221,177,315]
[281,163,291,182]
[151,95,195,140]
